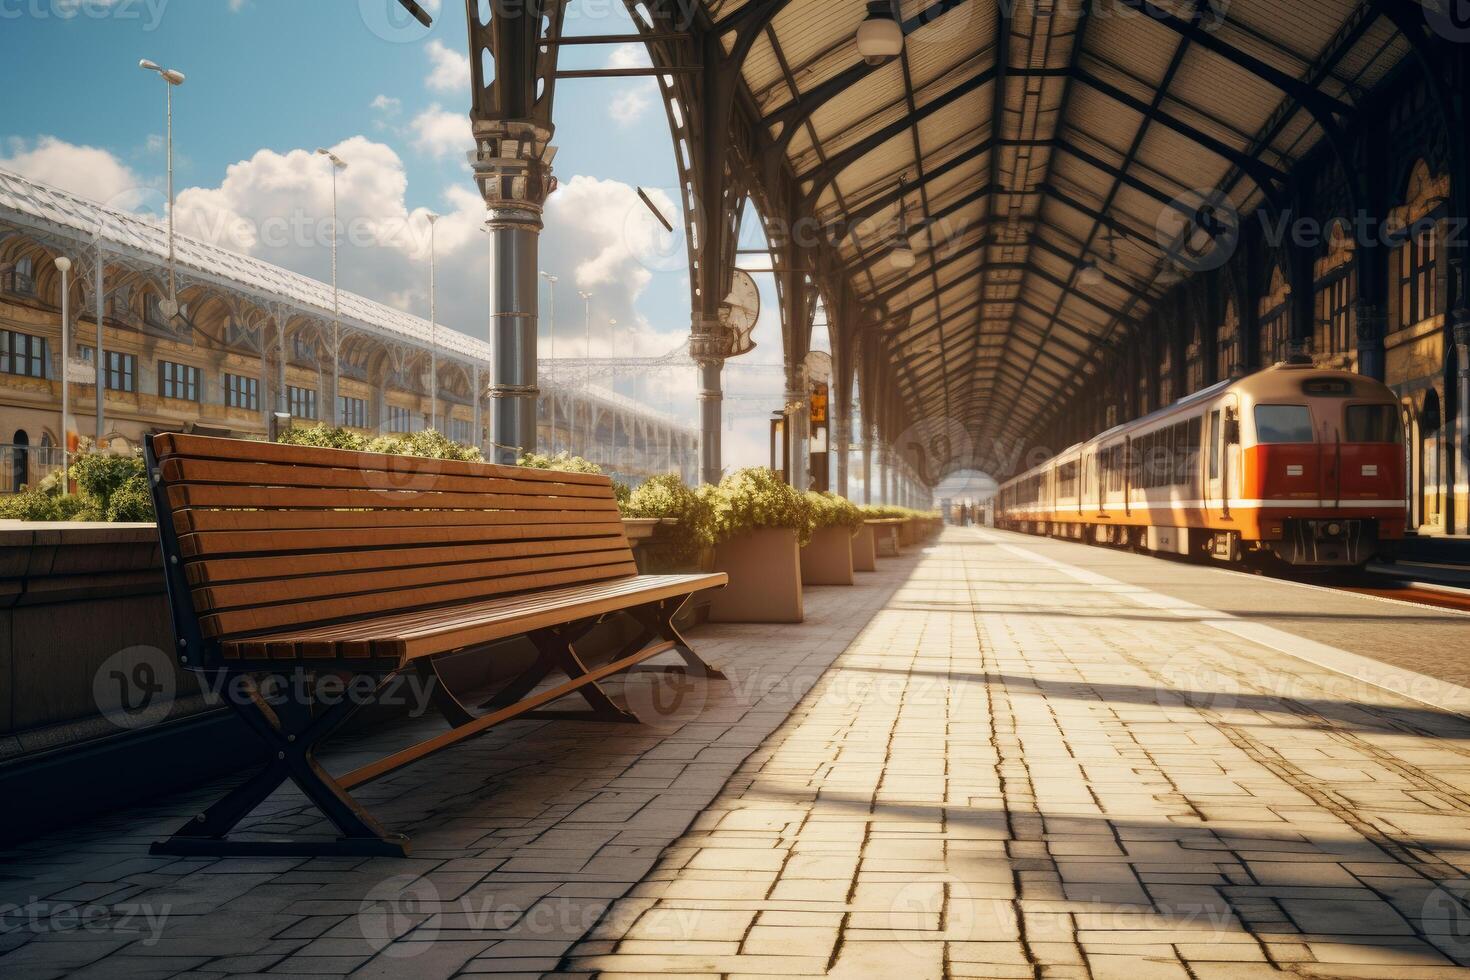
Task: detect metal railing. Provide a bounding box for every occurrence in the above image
[1,444,65,494]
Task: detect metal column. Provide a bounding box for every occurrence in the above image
[486,204,541,464]
[697,352,724,486]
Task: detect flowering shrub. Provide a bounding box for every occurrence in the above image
[704,467,816,545]
[278,425,484,462]
[518,451,630,505]
[0,446,152,522]
[622,473,717,566]
[807,491,864,533]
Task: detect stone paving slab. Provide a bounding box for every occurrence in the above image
[0,555,918,979]
[557,528,1470,980]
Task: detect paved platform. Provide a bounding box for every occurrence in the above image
[6,528,1470,978]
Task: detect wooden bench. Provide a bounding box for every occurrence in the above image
[144,433,727,858]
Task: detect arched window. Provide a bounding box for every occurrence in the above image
[1313,221,1356,364]
[1258,266,1290,368]
[1217,298,1239,380]
[1185,321,1204,393]
[10,256,35,296]
[1158,340,1173,406]
[1389,161,1449,331]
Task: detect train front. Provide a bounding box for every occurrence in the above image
[1239,365,1406,568]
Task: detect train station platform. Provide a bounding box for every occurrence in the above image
[5,529,1470,978]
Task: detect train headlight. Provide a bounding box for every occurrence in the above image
[1325,522,1343,537]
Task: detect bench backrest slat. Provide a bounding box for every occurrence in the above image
[152,433,637,644]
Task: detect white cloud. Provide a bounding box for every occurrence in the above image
[424,38,470,94]
[609,87,652,126]
[410,104,472,160]
[606,43,651,69]
[370,94,401,115]
[0,135,152,209]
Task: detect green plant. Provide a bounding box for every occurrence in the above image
[0,476,89,521]
[861,504,939,520]
[518,451,603,474]
[807,491,864,533]
[622,474,717,566]
[705,467,815,545]
[106,473,155,522]
[279,425,483,462]
[70,451,145,516]
[519,451,630,504]
[277,425,369,452]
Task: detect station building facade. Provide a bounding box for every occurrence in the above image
[0,170,696,493]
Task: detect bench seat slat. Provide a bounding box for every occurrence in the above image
[202,559,641,637]
[186,535,631,586]
[168,484,622,513]
[174,507,621,534]
[161,457,615,499]
[178,520,628,559]
[220,572,727,661]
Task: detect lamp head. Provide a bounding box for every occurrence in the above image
[53,256,72,274]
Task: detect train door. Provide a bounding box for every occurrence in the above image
[1209,396,1241,516]
[1094,450,1105,517]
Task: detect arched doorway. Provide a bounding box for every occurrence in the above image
[1421,389,1443,531]
[10,429,28,493]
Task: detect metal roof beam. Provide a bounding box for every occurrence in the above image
[1073,68,1290,203]
[829,147,994,232]
[1113,0,1357,120]
[762,0,975,144]
[797,67,1003,207]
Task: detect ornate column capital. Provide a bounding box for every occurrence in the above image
[471,120,555,215]
[690,312,731,368]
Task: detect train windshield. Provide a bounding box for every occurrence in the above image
[1344,404,1401,443]
[1255,404,1314,443]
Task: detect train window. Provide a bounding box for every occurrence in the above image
[1345,405,1400,443]
[1255,404,1314,443]
[1208,411,1221,479]
[1172,422,1188,484]
[1186,417,1202,483]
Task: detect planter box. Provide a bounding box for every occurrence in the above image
[708,527,803,623]
[800,525,855,586]
[868,519,903,557]
[852,525,877,572]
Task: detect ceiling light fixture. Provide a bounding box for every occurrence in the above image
[856,1,903,65]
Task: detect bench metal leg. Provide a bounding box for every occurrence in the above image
[518,626,642,723]
[631,597,726,680]
[150,672,409,858]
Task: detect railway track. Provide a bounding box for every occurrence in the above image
[1321,568,1470,614]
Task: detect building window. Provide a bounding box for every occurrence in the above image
[1395,219,1439,329]
[1258,266,1291,368]
[159,360,201,401]
[288,385,318,420]
[225,373,260,411]
[291,336,317,364]
[1315,266,1354,358]
[5,257,36,296]
[1,329,47,378]
[450,418,471,444]
[339,396,368,428]
[105,351,136,392]
[387,405,411,433]
[1185,323,1204,393]
[1158,342,1174,407]
[1217,300,1239,380]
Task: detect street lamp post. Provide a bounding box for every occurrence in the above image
[315,148,347,425]
[578,290,592,455]
[607,318,617,468]
[425,211,439,433]
[540,271,557,452]
[54,256,72,477]
[138,60,185,319]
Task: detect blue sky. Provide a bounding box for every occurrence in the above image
[1,0,802,469]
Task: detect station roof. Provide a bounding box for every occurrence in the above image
[724,0,1409,459]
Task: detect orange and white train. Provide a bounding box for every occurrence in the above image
[995,361,1407,568]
